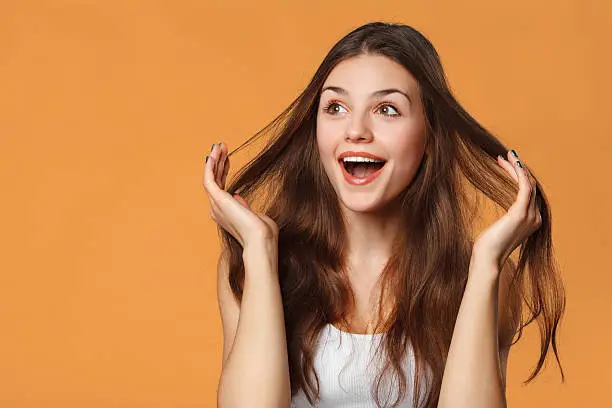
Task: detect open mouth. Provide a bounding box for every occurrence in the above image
[339,159,386,179]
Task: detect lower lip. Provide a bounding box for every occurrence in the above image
[339,160,387,186]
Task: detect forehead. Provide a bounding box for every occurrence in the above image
[321,54,419,95]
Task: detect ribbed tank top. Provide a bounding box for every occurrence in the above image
[290,323,429,408]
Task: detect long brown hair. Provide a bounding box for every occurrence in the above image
[218,21,566,408]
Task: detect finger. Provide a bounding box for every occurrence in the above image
[507,149,532,213]
[528,177,541,229]
[523,164,537,210]
[204,147,254,214]
[514,152,537,209]
[212,142,226,184]
[497,154,518,182]
[216,143,228,187]
[210,143,223,178]
[221,155,231,190]
[203,145,223,197]
[519,161,541,228]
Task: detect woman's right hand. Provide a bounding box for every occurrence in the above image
[202,142,279,248]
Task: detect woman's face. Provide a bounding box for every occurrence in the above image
[316,54,427,214]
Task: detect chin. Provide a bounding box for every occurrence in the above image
[338,194,390,214]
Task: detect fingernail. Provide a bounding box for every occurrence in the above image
[511,149,518,158]
[218,142,222,147]
[517,160,523,168]
[211,144,215,152]
[205,155,209,163]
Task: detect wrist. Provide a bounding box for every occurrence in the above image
[469,251,501,284]
[470,241,503,267]
[242,238,278,262]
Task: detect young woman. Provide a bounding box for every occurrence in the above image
[204,22,565,408]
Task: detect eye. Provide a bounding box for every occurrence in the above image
[321,101,401,117]
[377,104,400,117]
[322,101,347,115]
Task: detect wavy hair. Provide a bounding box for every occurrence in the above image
[217,21,566,408]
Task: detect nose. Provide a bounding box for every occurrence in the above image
[344,111,373,143]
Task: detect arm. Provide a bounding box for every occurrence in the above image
[216,240,291,408]
[438,149,537,407]
[497,258,522,392]
[438,257,514,408]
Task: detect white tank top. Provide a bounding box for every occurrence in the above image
[290,323,429,408]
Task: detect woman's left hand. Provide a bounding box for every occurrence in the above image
[471,149,542,277]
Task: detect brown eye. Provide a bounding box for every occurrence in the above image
[323,101,347,115]
[378,104,400,117]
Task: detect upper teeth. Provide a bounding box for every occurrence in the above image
[342,157,385,163]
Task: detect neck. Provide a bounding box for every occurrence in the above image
[341,198,403,268]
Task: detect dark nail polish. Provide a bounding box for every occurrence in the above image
[511,149,518,158]
[206,156,209,163]
[517,160,523,168]
[218,142,222,147]
[211,144,215,152]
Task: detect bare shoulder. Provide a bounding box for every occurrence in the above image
[217,248,240,369]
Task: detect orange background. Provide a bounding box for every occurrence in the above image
[1,1,610,407]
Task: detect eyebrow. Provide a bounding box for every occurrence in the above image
[320,86,412,103]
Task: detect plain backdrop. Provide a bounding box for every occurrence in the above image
[1,0,610,407]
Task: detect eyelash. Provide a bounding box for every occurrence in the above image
[322,100,401,118]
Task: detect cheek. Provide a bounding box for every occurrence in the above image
[316,120,337,160]
[386,119,426,154]
[396,137,425,161]
[388,129,427,180]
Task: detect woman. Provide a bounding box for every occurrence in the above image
[204,22,565,408]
